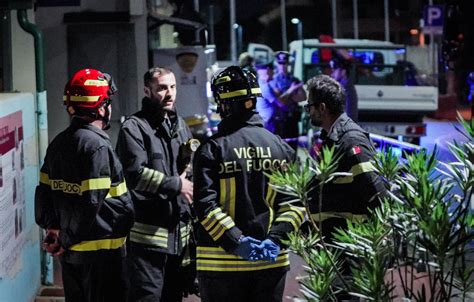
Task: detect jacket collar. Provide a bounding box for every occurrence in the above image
[320,112,351,142]
[70,116,110,141]
[140,97,179,134]
[218,111,264,134]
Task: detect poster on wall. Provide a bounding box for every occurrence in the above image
[152,47,209,119]
[0,111,26,277]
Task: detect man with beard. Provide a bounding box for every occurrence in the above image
[116,67,194,301]
[305,75,386,300]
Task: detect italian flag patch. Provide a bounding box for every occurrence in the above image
[351,146,361,155]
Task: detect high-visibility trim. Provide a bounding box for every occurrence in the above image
[310,212,368,222]
[132,222,169,236]
[201,208,222,229]
[215,76,231,84]
[69,236,126,251]
[40,172,50,185]
[275,212,302,230]
[130,222,169,247]
[84,79,109,86]
[202,211,226,231]
[63,95,101,102]
[209,216,235,241]
[180,223,191,247]
[182,258,192,266]
[275,217,297,228]
[275,205,306,230]
[129,232,168,247]
[266,186,277,208]
[136,167,165,193]
[197,246,290,272]
[197,246,289,258]
[219,178,236,219]
[219,179,227,207]
[228,178,236,219]
[333,161,375,184]
[197,247,245,259]
[80,177,111,192]
[45,177,112,196]
[265,185,276,232]
[105,180,128,198]
[218,88,261,99]
[200,208,236,242]
[277,205,306,221]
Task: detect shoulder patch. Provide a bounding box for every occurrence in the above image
[351,146,361,155]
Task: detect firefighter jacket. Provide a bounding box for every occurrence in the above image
[116,102,193,255]
[309,113,386,240]
[35,117,134,263]
[193,111,306,275]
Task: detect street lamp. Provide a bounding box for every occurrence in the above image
[233,23,243,55]
[291,18,303,41]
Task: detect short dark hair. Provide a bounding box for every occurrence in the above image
[306,75,345,115]
[144,67,173,87]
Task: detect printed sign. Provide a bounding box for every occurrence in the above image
[0,111,26,277]
[423,5,445,35]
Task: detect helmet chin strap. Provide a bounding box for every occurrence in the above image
[102,108,111,130]
[93,100,111,130]
[101,102,111,130]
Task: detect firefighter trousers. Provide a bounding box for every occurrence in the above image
[199,268,287,302]
[128,245,186,302]
[60,256,128,302]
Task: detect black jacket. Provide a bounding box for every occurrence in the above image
[193,112,306,274]
[35,117,134,263]
[116,104,193,255]
[309,113,386,240]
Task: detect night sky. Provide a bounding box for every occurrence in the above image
[171,0,474,77]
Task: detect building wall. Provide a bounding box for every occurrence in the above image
[11,10,36,94]
[35,0,148,144]
[0,2,149,300]
[0,93,41,302]
[0,10,44,301]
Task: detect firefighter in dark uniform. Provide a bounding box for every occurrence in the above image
[35,68,134,302]
[269,51,307,149]
[116,67,194,301]
[305,75,386,300]
[193,66,306,302]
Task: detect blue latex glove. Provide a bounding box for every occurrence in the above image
[232,236,261,260]
[250,239,280,262]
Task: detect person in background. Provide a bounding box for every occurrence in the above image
[269,51,307,149]
[193,66,306,302]
[255,61,285,132]
[116,67,194,301]
[35,68,134,302]
[305,74,386,300]
[329,51,359,122]
[239,52,256,75]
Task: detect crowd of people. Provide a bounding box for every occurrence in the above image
[34,50,386,302]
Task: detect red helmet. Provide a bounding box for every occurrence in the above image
[63,68,115,109]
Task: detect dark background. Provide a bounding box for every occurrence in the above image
[170,0,474,100]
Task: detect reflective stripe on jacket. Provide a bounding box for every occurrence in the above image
[116,106,193,255]
[309,113,386,239]
[193,112,306,275]
[35,117,134,262]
